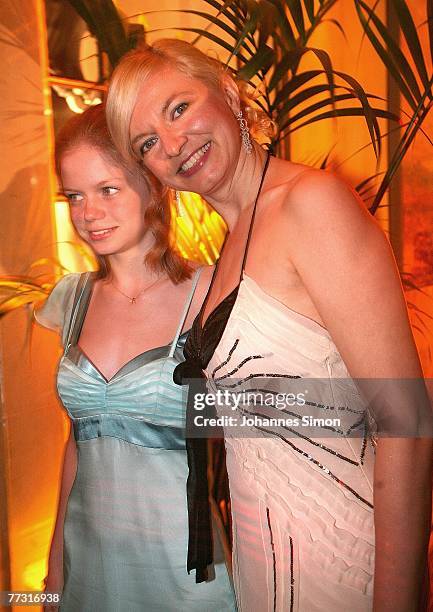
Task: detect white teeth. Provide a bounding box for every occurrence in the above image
[180,142,210,172]
[90,229,111,236]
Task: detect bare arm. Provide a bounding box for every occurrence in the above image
[44,426,77,598]
[283,170,432,611]
[373,437,431,610]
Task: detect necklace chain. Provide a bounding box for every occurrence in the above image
[109,276,163,304]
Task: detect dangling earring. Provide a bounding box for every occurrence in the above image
[174,190,186,217]
[236,109,253,154]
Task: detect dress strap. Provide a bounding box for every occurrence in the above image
[64,272,94,353]
[240,150,271,277]
[169,268,202,357]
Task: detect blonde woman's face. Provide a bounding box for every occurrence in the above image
[60,145,153,257]
[129,66,241,198]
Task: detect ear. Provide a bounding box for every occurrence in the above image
[221,72,241,116]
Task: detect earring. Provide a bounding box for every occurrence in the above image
[236,109,253,154]
[174,190,186,217]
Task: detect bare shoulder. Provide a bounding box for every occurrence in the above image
[288,167,359,205]
[271,164,382,240]
[184,260,214,287]
[196,263,215,294]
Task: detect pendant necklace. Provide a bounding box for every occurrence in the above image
[109,275,164,304]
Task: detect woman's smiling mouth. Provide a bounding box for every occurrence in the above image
[88,227,118,241]
[178,142,211,176]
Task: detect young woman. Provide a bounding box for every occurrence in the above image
[105,40,432,611]
[36,104,235,612]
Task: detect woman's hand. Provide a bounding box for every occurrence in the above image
[43,568,63,612]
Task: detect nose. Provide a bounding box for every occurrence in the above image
[160,128,187,158]
[83,196,105,222]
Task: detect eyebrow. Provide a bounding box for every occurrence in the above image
[131,90,193,146]
[63,177,124,191]
[95,177,123,187]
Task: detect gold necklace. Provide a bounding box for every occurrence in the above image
[109,276,164,304]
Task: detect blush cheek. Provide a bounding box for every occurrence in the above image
[69,208,84,233]
[144,160,172,186]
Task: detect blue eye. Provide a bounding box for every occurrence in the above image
[139,137,158,156]
[173,102,188,118]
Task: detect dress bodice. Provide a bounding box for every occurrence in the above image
[37,271,200,449]
[59,337,189,450]
[60,340,188,425]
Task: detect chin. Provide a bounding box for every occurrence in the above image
[194,168,227,197]
[184,163,223,192]
[83,241,116,257]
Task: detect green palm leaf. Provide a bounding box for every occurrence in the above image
[304,0,315,22]
[67,0,131,68]
[355,0,433,212]
[354,0,421,110]
[393,0,430,92]
[284,0,306,40]
[280,107,393,141]
[428,1,433,67]
[370,78,433,212]
[238,45,276,80]
[201,0,246,32]
[274,70,323,106]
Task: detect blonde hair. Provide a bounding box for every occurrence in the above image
[56,104,191,283]
[106,38,275,162]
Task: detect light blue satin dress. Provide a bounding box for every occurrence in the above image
[36,272,235,612]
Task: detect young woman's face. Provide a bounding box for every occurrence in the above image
[129,66,241,198]
[60,145,152,257]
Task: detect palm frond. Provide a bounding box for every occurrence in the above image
[0,277,54,318]
[355,0,433,213]
[66,0,131,68]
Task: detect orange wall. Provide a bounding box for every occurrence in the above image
[0,1,68,609]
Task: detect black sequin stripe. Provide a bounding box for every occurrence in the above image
[215,354,265,381]
[238,407,358,465]
[360,429,368,465]
[289,536,294,612]
[238,404,345,436]
[212,373,301,390]
[266,507,277,612]
[304,400,364,415]
[211,338,240,377]
[254,425,374,509]
[283,426,356,462]
[346,413,368,435]
[279,408,345,436]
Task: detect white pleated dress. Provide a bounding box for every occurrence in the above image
[178,153,376,611]
[187,273,375,612]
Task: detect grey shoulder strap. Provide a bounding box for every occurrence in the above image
[169,268,202,357]
[64,272,93,352]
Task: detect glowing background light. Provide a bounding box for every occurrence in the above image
[54,200,97,273]
[171,191,226,264]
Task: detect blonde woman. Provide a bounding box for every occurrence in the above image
[105,40,432,612]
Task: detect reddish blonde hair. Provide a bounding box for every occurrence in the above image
[55,104,191,283]
[106,38,275,162]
